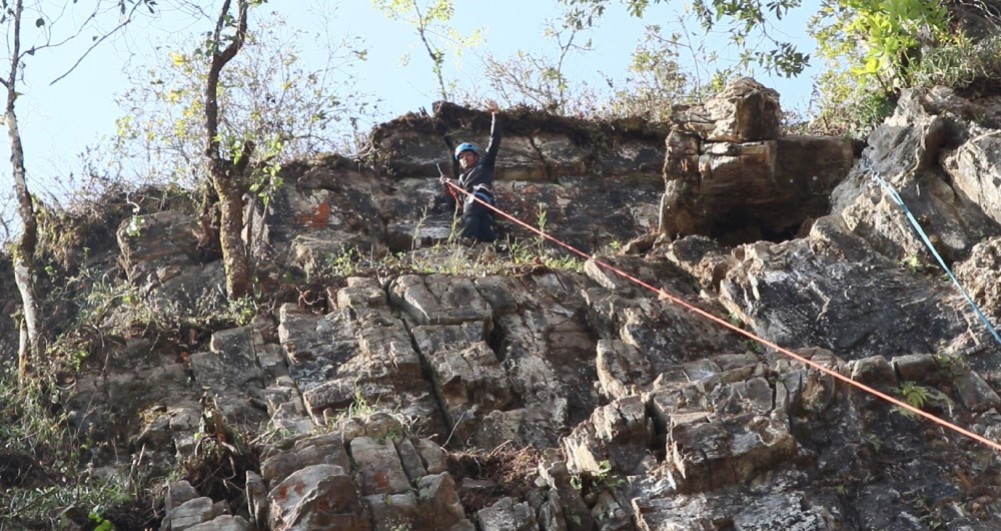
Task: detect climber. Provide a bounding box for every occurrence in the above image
[439,100,502,243]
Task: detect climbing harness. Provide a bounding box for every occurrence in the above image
[868,166,1001,349]
[468,183,494,205]
[441,178,1001,453]
[438,162,496,210]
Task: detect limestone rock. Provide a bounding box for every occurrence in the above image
[955,236,1001,322]
[267,464,369,531]
[834,87,999,263]
[415,473,471,530]
[161,497,222,531]
[188,325,268,429]
[595,339,653,399]
[563,395,653,476]
[116,210,228,317]
[849,355,896,387]
[390,274,494,325]
[955,371,1001,412]
[278,288,445,435]
[351,436,412,496]
[662,78,853,244]
[672,77,782,143]
[718,237,978,360]
[477,497,539,531]
[245,472,268,530]
[259,432,351,485]
[731,492,841,530]
[185,515,252,531]
[44,76,1001,531]
[283,102,669,255]
[650,375,796,494]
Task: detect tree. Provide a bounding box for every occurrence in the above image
[2,0,40,376]
[0,0,155,376]
[202,0,257,299]
[114,12,372,188]
[560,0,811,77]
[603,24,697,120]
[805,0,956,136]
[810,0,951,91]
[479,8,595,114]
[113,6,373,301]
[372,0,481,102]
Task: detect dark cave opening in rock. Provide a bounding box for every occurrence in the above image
[707,209,809,247]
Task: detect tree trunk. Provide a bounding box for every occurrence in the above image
[4,0,42,376]
[12,254,41,375]
[204,0,252,300]
[212,159,252,299]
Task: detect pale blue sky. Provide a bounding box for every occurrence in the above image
[1,0,817,214]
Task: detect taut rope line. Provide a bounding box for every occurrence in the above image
[443,180,1001,453]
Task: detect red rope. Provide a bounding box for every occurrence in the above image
[444,181,1001,453]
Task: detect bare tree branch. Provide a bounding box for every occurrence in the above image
[49,1,147,85]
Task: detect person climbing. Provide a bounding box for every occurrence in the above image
[439,100,502,244]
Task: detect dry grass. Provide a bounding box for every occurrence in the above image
[446,444,546,514]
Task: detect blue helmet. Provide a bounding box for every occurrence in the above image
[454,142,479,160]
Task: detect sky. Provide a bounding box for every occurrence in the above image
[0,0,819,220]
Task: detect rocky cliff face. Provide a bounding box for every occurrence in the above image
[11,78,1001,530]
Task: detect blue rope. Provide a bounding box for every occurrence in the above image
[872,172,1001,348]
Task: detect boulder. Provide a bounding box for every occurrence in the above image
[267,464,369,531]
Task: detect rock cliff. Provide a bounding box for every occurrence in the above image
[7,78,1001,530]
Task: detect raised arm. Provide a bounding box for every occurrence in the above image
[482,100,502,165]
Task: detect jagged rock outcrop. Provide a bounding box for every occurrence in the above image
[663,77,856,244]
[26,77,1001,530]
[117,209,228,317]
[717,226,978,359]
[831,86,1001,264]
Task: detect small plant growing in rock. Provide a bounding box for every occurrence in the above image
[534,202,550,253]
[865,433,883,453]
[411,205,433,251]
[446,208,463,246]
[899,253,937,275]
[222,295,258,326]
[742,339,764,354]
[251,423,299,449]
[347,386,379,418]
[570,459,623,495]
[88,508,115,531]
[325,247,363,277]
[892,381,930,418]
[125,215,145,238]
[594,459,624,489]
[933,353,964,380]
[0,371,143,527]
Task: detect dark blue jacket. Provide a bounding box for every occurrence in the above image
[458,113,501,192]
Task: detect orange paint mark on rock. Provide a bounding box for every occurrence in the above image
[372,470,391,490]
[298,201,330,229]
